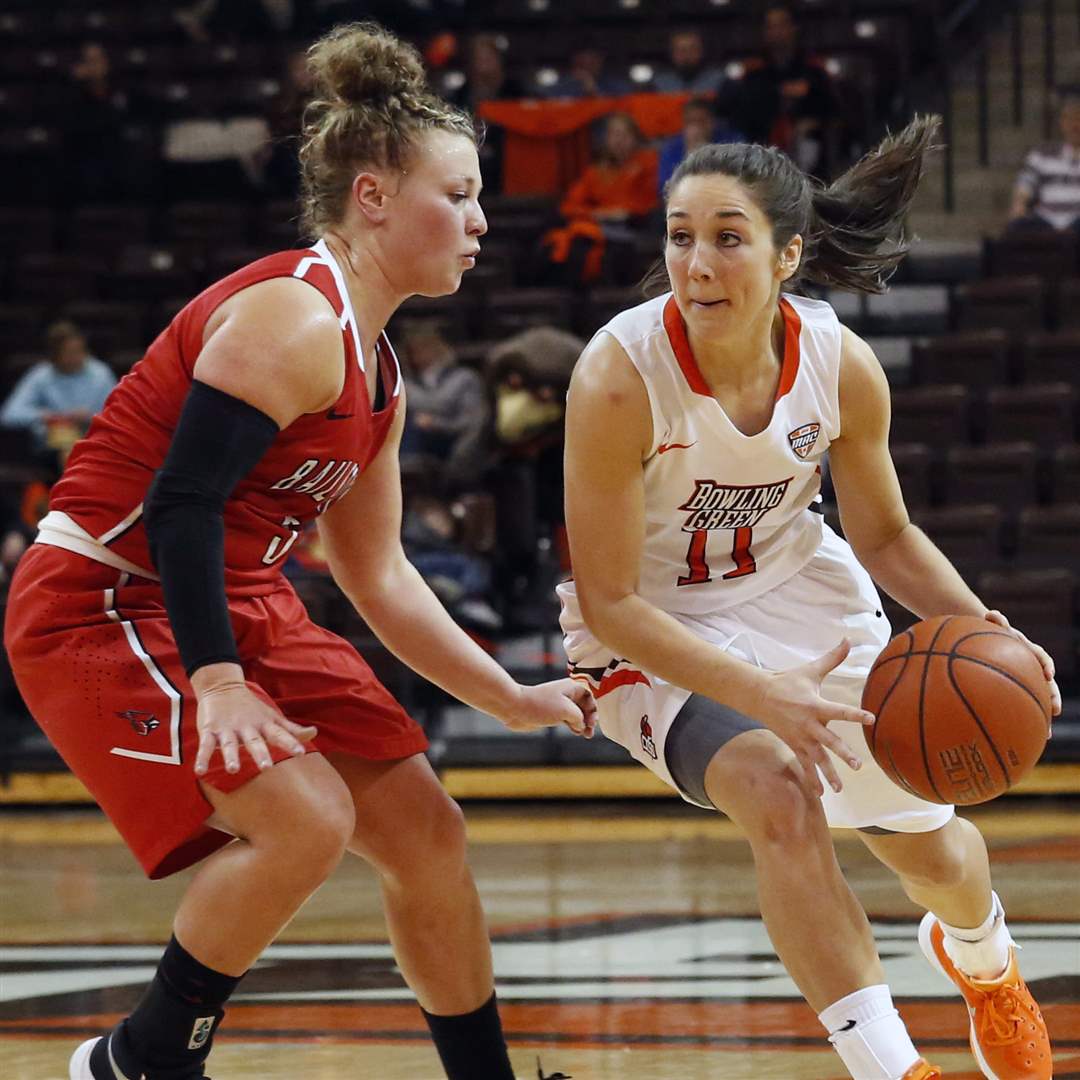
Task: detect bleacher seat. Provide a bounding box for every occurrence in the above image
[910,329,1010,387]
[12,252,106,304]
[485,288,576,340]
[941,442,1038,507]
[983,383,1076,449]
[912,504,1006,577]
[0,207,55,255]
[395,294,477,344]
[1050,444,1080,505]
[977,568,1077,679]
[107,246,198,303]
[866,284,949,335]
[1017,331,1080,387]
[68,205,152,252]
[984,231,1079,281]
[578,286,641,337]
[60,300,144,357]
[1057,279,1080,330]
[889,442,933,507]
[1015,505,1080,574]
[0,304,44,354]
[889,384,971,445]
[954,276,1047,335]
[0,126,63,203]
[164,202,254,257]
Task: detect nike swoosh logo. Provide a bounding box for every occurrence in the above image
[326,408,354,420]
[838,1018,857,1032]
[657,441,696,454]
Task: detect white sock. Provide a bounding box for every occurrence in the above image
[819,985,922,1080]
[939,891,1012,981]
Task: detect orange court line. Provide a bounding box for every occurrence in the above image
[4,1002,1077,1047]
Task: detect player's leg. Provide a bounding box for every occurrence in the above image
[860,822,1052,1080]
[674,703,930,1080]
[78,753,356,1080]
[328,750,515,1080]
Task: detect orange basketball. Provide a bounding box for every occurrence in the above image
[861,615,1051,805]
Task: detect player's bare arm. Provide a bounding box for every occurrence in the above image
[194,276,347,427]
[566,332,871,790]
[319,396,594,736]
[831,326,1059,713]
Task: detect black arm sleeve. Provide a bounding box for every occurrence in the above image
[144,380,280,677]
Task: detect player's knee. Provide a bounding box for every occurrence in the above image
[258,765,356,874]
[708,737,823,846]
[897,834,968,891]
[357,790,468,883]
[748,766,824,847]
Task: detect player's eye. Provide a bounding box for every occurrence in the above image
[667,231,691,245]
[717,231,741,247]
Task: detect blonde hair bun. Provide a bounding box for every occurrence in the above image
[307,21,426,106]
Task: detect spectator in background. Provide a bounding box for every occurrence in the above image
[540,112,658,285]
[658,96,744,192]
[265,47,315,199]
[546,45,632,99]
[735,3,838,174]
[399,322,490,493]
[486,326,583,631]
[66,42,133,201]
[0,322,116,468]
[1008,86,1080,233]
[652,29,727,96]
[448,35,527,193]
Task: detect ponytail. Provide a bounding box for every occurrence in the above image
[644,115,941,297]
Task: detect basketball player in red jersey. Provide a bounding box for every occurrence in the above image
[561,118,1058,1080]
[4,23,594,1080]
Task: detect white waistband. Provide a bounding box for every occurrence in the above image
[36,510,160,582]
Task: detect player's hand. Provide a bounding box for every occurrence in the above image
[500,679,597,738]
[193,681,318,776]
[984,610,1062,720]
[757,638,876,797]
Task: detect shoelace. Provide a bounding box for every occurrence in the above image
[978,980,1029,1046]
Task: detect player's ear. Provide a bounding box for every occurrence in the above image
[351,171,391,224]
[777,234,803,282]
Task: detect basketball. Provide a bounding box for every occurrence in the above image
[861,615,1052,805]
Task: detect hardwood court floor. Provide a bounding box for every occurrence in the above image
[2,800,1078,1079]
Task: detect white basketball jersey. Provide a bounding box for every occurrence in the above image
[559,291,843,657]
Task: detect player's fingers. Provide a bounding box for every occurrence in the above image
[219,732,241,774]
[1049,677,1061,718]
[818,721,863,770]
[796,748,825,798]
[810,638,851,679]
[194,731,218,776]
[825,699,875,727]
[264,722,312,757]
[279,718,319,742]
[561,702,586,736]
[1023,636,1056,683]
[984,609,1010,629]
[240,728,273,771]
[816,749,844,795]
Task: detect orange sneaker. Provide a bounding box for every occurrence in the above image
[902,1058,943,1079]
[919,911,1052,1079]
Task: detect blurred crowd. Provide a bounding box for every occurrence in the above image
[2,0,1079,650]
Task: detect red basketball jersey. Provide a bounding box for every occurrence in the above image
[47,240,401,593]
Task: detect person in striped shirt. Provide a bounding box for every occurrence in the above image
[1008,86,1080,232]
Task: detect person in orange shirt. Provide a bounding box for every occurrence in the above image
[542,112,659,284]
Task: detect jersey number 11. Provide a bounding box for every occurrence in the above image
[677,527,756,586]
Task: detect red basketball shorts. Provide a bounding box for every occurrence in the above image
[4,544,428,878]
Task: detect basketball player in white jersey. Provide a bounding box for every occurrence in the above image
[560,117,1059,1080]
